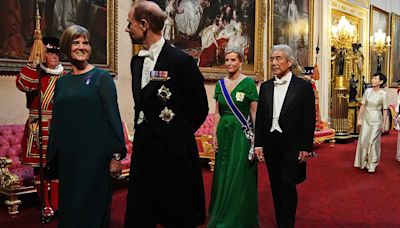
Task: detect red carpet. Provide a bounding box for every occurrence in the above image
[1,131,399,227]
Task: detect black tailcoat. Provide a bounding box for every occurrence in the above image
[254,75,315,227]
[125,42,208,227]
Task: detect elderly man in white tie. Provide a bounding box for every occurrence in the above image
[254,44,315,228]
[124,1,209,228]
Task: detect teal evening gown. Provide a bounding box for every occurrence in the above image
[208,76,259,228]
[47,67,126,228]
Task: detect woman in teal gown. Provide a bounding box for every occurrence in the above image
[208,46,259,228]
[47,25,126,228]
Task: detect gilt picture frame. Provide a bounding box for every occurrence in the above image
[0,0,117,75]
[158,0,266,81]
[389,13,400,88]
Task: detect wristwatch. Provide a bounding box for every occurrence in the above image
[112,153,122,161]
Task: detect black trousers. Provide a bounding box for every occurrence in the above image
[264,131,300,228]
[124,130,201,228]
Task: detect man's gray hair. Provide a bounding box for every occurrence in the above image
[271,44,295,62]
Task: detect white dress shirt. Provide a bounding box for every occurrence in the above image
[270,72,292,133]
[139,38,165,89]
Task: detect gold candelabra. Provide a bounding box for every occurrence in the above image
[370,29,390,73]
[330,16,357,137]
[331,16,357,50]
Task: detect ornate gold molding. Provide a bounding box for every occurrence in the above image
[348,0,370,9]
[0,157,21,189]
[107,0,118,74]
[348,108,355,132]
[389,13,400,87]
[197,135,215,171]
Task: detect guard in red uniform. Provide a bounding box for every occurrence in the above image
[16,37,64,222]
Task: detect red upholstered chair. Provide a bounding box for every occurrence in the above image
[309,80,335,146]
[195,114,215,171]
[0,124,35,215]
[314,122,336,146]
[0,123,133,215]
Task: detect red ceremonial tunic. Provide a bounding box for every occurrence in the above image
[16,64,63,167]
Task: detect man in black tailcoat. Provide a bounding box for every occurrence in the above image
[124,1,209,228]
[254,44,315,228]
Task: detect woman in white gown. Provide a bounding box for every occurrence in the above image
[287,0,299,47]
[354,73,388,173]
[174,0,202,36]
[224,10,249,50]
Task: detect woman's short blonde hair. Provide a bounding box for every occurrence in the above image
[60,25,91,60]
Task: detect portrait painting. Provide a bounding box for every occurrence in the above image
[271,0,314,73]
[370,5,389,77]
[156,0,265,81]
[390,13,400,87]
[0,0,116,73]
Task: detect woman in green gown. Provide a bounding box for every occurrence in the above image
[208,46,259,228]
[47,25,126,228]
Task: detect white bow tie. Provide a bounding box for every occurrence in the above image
[138,49,154,60]
[273,78,287,86]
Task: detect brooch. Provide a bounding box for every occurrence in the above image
[150,70,170,81]
[159,107,175,124]
[84,75,92,85]
[235,92,245,102]
[157,85,172,101]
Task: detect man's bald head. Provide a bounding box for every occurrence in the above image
[132,1,167,33]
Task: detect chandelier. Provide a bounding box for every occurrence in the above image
[331,16,357,50]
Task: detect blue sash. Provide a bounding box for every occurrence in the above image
[219,79,254,160]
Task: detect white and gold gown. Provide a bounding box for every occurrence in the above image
[354,88,388,172]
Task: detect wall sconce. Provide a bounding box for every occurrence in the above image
[370,29,390,73]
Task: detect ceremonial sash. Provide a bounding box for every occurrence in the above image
[219,79,254,160]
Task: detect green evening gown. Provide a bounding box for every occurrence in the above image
[48,67,126,228]
[208,76,259,228]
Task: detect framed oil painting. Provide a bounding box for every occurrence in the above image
[389,13,400,87]
[0,0,116,74]
[369,5,389,77]
[270,0,314,77]
[157,0,266,81]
